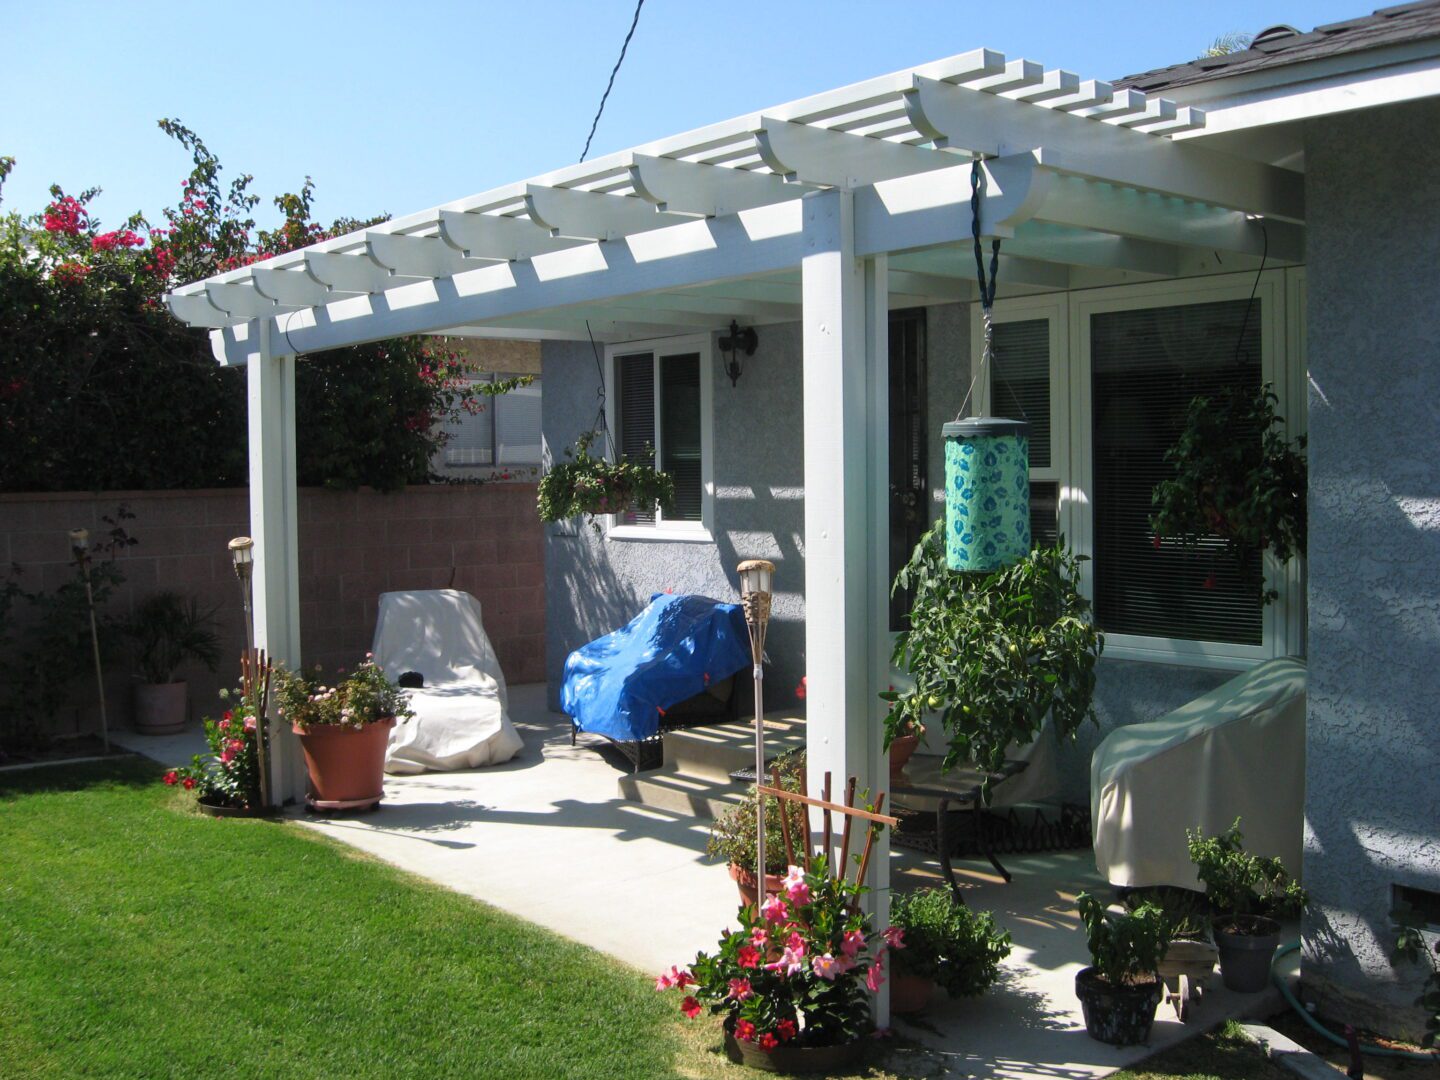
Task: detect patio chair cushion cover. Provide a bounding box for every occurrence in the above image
[561,593,750,744]
[1090,656,1306,891]
[371,589,524,775]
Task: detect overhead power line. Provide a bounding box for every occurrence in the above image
[579,0,646,163]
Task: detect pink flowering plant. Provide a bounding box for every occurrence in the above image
[272,656,413,731]
[659,857,899,1052]
[163,687,263,808]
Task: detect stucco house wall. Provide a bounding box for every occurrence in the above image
[1300,96,1440,1038]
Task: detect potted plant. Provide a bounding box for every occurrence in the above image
[273,654,413,811]
[537,431,675,529]
[888,887,1012,1014]
[888,718,921,782]
[124,591,221,734]
[1188,818,1307,993]
[163,687,274,817]
[882,521,1104,800]
[1151,384,1306,604]
[708,752,808,907]
[1074,892,1171,1046]
[658,857,893,1072]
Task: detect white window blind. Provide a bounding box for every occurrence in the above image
[991,317,1058,548]
[615,353,656,526]
[1089,298,1263,645]
[441,374,542,471]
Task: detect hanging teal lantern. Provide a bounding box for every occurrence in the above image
[942,417,1030,572]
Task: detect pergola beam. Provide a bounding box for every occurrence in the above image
[524,184,698,241]
[628,154,810,216]
[755,117,958,188]
[367,232,495,278]
[304,250,423,294]
[438,210,588,261]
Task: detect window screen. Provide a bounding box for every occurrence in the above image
[660,354,703,522]
[991,319,1051,469]
[496,379,542,465]
[615,353,657,526]
[1090,298,1263,644]
[442,399,495,466]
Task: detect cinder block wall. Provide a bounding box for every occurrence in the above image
[0,484,544,740]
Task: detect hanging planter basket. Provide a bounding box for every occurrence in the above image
[942,417,1030,572]
[537,433,675,526]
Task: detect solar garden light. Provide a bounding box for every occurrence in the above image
[738,559,775,908]
[69,528,109,755]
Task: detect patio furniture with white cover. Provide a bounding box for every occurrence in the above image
[371,589,524,775]
[1091,656,1306,891]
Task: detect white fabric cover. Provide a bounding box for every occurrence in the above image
[1091,657,1306,891]
[371,589,523,775]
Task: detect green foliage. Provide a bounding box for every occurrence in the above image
[165,686,263,808]
[888,887,1011,997]
[1077,892,1171,987]
[1187,818,1308,928]
[1150,385,1306,603]
[707,751,808,875]
[123,590,220,684]
[0,124,526,493]
[1390,902,1440,1048]
[272,658,414,730]
[537,430,675,527]
[882,520,1103,799]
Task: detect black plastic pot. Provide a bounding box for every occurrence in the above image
[1214,915,1280,993]
[1074,967,1163,1046]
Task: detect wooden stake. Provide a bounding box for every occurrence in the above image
[771,766,795,869]
[854,792,888,888]
[838,776,858,876]
[821,771,833,871]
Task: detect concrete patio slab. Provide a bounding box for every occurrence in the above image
[117,684,1292,1079]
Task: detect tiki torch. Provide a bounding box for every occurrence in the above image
[738,559,775,908]
[69,528,109,755]
[228,536,269,810]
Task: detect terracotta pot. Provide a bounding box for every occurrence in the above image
[729,862,785,909]
[133,681,188,735]
[889,733,920,781]
[723,1022,863,1073]
[889,971,935,1014]
[293,717,394,811]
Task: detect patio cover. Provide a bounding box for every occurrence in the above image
[1090,656,1306,891]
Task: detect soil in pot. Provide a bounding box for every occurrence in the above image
[1213,915,1281,993]
[1074,967,1163,1046]
[889,972,935,1015]
[294,717,394,811]
[723,1024,863,1073]
[133,681,189,735]
[729,862,785,909]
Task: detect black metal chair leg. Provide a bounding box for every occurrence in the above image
[937,797,966,904]
[976,805,1013,883]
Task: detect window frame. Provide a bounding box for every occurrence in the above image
[603,332,716,542]
[974,269,1304,669]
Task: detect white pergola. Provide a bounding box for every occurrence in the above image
[166,48,1303,884]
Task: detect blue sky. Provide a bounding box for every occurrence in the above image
[2,0,1364,232]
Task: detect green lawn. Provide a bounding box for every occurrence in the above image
[0,758,683,1080]
[1111,1021,1292,1080]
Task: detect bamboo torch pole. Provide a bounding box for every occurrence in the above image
[738,560,775,910]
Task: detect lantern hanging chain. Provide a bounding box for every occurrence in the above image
[957,157,1002,420]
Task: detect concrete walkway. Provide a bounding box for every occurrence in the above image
[118,683,1290,1079]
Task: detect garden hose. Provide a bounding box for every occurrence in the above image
[1271,941,1436,1061]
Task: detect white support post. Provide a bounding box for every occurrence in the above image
[801,190,890,1022]
[248,318,306,804]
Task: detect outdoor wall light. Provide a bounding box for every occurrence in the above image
[719,320,758,387]
[941,417,1030,572]
[738,558,776,908]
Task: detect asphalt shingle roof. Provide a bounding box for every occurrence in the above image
[1114,1,1440,92]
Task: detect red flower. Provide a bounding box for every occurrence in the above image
[734,1019,756,1043]
[795,676,807,701]
[181,777,196,790]
[223,711,233,721]
[91,229,144,253]
[775,1019,797,1042]
[1202,573,1217,590]
[162,771,178,786]
[736,945,760,969]
[43,196,88,235]
[758,1033,779,1052]
[680,995,702,1019]
[1152,534,1162,550]
[52,262,89,286]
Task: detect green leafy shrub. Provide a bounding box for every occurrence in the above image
[882,520,1103,799]
[124,591,221,684]
[707,751,808,876]
[1187,818,1308,931]
[537,431,675,527]
[889,887,1012,997]
[1077,892,1171,986]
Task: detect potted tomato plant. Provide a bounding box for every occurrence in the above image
[1074,893,1171,1046]
[274,655,413,811]
[888,887,1012,1014]
[707,751,808,908]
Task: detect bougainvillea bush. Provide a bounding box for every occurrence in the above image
[658,858,898,1052]
[0,125,526,493]
[164,687,263,809]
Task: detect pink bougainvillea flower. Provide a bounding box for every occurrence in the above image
[811,953,840,980]
[734,1019,756,1043]
[760,894,788,923]
[162,771,178,786]
[727,977,753,1001]
[736,945,760,969]
[775,1019,797,1042]
[680,995,702,1019]
[866,957,887,992]
[758,1033,779,1052]
[883,926,907,950]
[841,929,866,957]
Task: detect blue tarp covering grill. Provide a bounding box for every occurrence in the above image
[561,593,751,743]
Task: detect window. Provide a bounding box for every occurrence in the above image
[440,373,542,474]
[606,334,714,538]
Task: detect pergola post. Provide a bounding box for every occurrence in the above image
[801,190,891,1018]
[248,318,306,804]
